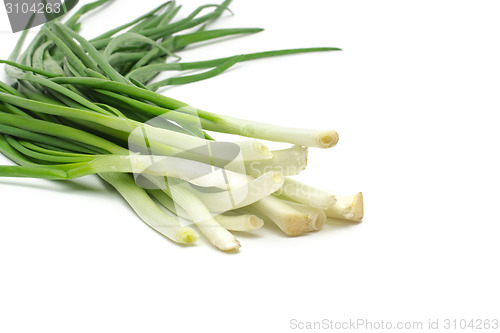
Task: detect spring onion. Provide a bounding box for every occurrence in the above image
[0,0,363,252]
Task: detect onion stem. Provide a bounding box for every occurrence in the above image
[284,201,326,232]
[148,189,263,232]
[193,171,284,212]
[245,146,308,177]
[199,111,339,148]
[276,177,336,210]
[166,179,241,251]
[100,172,199,244]
[249,196,312,236]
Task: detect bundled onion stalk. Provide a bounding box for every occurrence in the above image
[0,0,363,251]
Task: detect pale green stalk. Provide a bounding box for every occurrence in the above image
[244,146,308,177]
[148,189,264,231]
[166,179,241,251]
[249,196,312,236]
[199,111,339,149]
[276,177,336,210]
[214,214,263,232]
[192,171,284,212]
[99,172,198,244]
[284,201,326,232]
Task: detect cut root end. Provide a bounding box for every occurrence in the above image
[279,214,311,236]
[307,211,326,232]
[219,240,241,252]
[272,171,283,183]
[348,192,364,221]
[248,215,264,230]
[326,192,364,222]
[255,141,272,158]
[176,228,200,244]
[316,130,339,148]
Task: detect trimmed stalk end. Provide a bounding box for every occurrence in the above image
[280,214,310,236]
[315,130,339,148]
[326,192,364,222]
[272,171,283,183]
[219,239,241,252]
[346,192,364,222]
[303,146,309,168]
[248,215,264,230]
[255,141,272,158]
[306,210,326,232]
[176,228,199,244]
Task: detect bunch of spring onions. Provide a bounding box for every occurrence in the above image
[0,0,363,251]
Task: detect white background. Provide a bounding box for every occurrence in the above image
[1,1,499,332]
